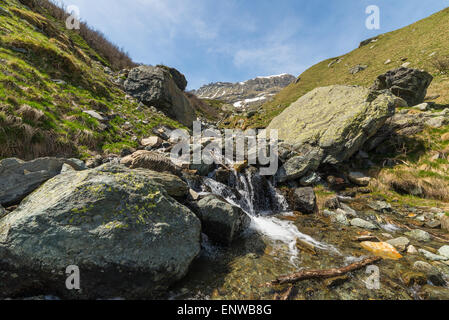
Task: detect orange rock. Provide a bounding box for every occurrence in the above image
[360,241,403,260]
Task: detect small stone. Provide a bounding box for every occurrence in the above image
[351,218,378,230]
[384,59,392,65]
[348,172,371,186]
[407,245,418,254]
[405,229,431,242]
[83,110,105,121]
[386,237,410,252]
[360,241,403,260]
[437,246,449,259]
[141,136,163,149]
[413,103,429,111]
[299,172,320,186]
[332,212,350,226]
[323,210,335,217]
[401,62,411,68]
[419,249,447,261]
[425,220,441,229]
[60,163,76,174]
[368,201,392,213]
[340,203,357,217]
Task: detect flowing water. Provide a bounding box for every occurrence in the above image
[170,169,343,299]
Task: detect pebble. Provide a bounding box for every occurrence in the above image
[437,246,449,259]
[407,245,418,254]
[405,229,431,242]
[351,218,378,230]
[360,241,403,260]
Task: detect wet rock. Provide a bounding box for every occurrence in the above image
[368,200,392,213]
[290,187,317,214]
[437,246,449,259]
[418,285,449,300]
[371,67,433,106]
[196,195,250,246]
[348,172,371,186]
[351,218,378,230]
[190,162,215,176]
[360,241,403,260]
[214,167,231,185]
[405,229,431,242]
[324,275,350,288]
[425,220,441,229]
[267,85,396,165]
[413,261,436,274]
[120,150,181,176]
[386,237,410,252]
[418,249,447,261]
[0,163,201,299]
[0,157,85,206]
[141,136,163,149]
[400,271,427,286]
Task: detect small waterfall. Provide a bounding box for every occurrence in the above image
[201,167,339,265]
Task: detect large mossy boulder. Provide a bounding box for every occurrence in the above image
[0,163,201,299]
[124,65,195,127]
[267,85,397,166]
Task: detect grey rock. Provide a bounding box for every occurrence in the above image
[405,229,431,242]
[83,110,105,121]
[368,200,392,213]
[426,116,448,128]
[413,103,430,111]
[371,67,433,106]
[413,261,436,274]
[196,195,250,246]
[349,64,367,75]
[299,172,321,186]
[276,145,323,183]
[386,237,410,252]
[348,172,371,186]
[0,163,201,299]
[340,203,357,217]
[324,196,340,210]
[0,157,85,206]
[419,249,448,261]
[267,85,396,166]
[332,212,350,226]
[124,65,195,127]
[350,218,378,230]
[290,187,317,214]
[437,246,449,259]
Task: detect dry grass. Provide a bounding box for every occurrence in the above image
[373,166,449,201]
[432,55,449,74]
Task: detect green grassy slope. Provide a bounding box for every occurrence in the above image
[0,0,183,160]
[241,7,449,128]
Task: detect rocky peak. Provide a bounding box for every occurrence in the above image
[191,73,296,108]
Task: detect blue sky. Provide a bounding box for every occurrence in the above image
[58,0,448,89]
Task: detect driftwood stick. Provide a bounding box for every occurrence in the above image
[265,256,382,287]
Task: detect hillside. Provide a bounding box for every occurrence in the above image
[232,7,449,129]
[0,0,184,160]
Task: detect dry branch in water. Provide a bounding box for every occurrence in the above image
[265,256,382,287]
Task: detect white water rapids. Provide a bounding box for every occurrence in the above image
[202,171,339,265]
